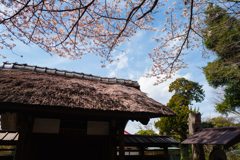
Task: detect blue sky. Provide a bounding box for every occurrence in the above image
[0,1,226,134]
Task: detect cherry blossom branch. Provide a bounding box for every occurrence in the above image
[169,0,194,73]
[138,0,158,20]
[0,0,32,24]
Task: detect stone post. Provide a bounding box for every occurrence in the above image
[188,112,206,160]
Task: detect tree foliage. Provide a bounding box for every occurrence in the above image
[212,116,240,127]
[202,121,214,128]
[155,78,204,140]
[202,4,240,116]
[155,78,204,159]
[203,4,240,61]
[168,77,205,104]
[0,0,239,84]
[202,116,240,128]
[135,129,158,135]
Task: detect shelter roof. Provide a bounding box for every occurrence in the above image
[0,62,177,118]
[181,127,240,149]
[117,135,179,147]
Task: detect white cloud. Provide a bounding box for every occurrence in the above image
[138,72,191,105]
[125,119,159,134]
[125,120,142,134]
[107,53,128,77]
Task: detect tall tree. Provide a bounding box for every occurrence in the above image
[202,4,240,116]
[154,77,204,159]
[0,0,239,84]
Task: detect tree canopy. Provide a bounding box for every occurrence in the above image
[202,4,240,116]
[135,129,158,135]
[0,0,239,84]
[155,77,204,159]
[155,78,204,140]
[155,78,205,141]
[202,116,240,128]
[168,77,205,104]
[203,4,240,61]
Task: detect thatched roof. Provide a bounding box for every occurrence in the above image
[0,62,177,118]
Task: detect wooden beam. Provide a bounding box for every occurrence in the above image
[139,146,145,160]
[164,147,169,160]
[109,119,116,160]
[1,113,17,130]
[14,114,34,160]
[118,121,125,160]
[14,114,26,160]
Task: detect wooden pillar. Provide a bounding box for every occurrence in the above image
[14,114,34,160]
[139,146,145,160]
[1,113,17,130]
[189,113,205,160]
[109,119,116,160]
[119,121,125,160]
[164,146,169,160]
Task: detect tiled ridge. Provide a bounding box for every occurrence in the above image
[0,62,140,89]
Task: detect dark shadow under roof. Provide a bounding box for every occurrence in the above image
[181,127,240,149]
[0,131,179,147]
[117,135,179,147]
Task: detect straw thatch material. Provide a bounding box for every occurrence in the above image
[0,69,176,117]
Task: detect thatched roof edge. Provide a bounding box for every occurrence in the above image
[0,62,140,89]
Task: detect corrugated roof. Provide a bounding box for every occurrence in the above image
[0,62,140,89]
[181,127,240,149]
[117,135,179,147]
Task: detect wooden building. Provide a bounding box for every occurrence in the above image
[0,62,178,160]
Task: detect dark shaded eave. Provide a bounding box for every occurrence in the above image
[0,102,176,120]
[0,131,179,148]
[181,127,240,149]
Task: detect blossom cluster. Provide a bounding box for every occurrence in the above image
[0,0,159,62]
[0,0,237,84]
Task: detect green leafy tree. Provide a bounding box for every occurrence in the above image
[204,62,240,116]
[135,129,158,136]
[203,4,240,61]
[212,116,240,127]
[202,121,214,128]
[215,84,240,116]
[154,78,205,160]
[202,4,240,117]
